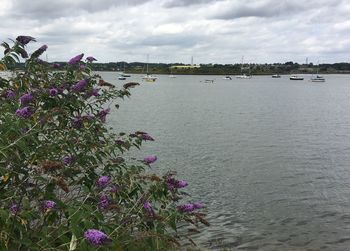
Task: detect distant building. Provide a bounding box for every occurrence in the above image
[170,64,201,69]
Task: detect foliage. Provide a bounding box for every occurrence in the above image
[0,37,207,250]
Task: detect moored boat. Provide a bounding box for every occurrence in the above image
[290,75,304,80]
[311,75,325,82]
[272,74,281,78]
[223,76,232,80]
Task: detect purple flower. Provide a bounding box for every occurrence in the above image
[97,176,111,188]
[143,155,157,164]
[63,155,74,165]
[16,36,36,45]
[68,53,84,65]
[53,63,61,69]
[19,93,34,105]
[86,56,97,62]
[167,178,188,189]
[16,107,32,119]
[19,50,28,58]
[91,88,100,97]
[98,195,110,210]
[84,229,111,246]
[49,88,58,96]
[177,202,204,213]
[140,134,154,141]
[143,201,155,216]
[6,90,16,100]
[72,79,88,92]
[31,45,48,58]
[10,203,21,215]
[72,117,83,129]
[43,200,56,211]
[98,108,110,123]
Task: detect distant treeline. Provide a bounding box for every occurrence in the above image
[12,61,350,75]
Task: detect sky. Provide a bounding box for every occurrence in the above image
[1,0,350,64]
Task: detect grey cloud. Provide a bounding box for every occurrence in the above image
[162,0,223,8]
[211,1,302,19]
[9,0,150,20]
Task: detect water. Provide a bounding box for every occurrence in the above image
[101,73,350,250]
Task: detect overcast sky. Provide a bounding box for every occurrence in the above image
[1,0,350,64]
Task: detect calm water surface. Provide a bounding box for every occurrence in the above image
[101,72,350,250]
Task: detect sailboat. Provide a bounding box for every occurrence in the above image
[168,66,176,78]
[236,56,252,79]
[142,55,157,82]
[311,61,325,82]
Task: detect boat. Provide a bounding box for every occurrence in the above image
[168,67,176,78]
[142,55,157,83]
[223,76,232,80]
[121,74,131,77]
[311,75,325,82]
[236,56,252,79]
[204,79,214,83]
[236,74,252,79]
[311,62,325,82]
[272,74,281,78]
[290,75,304,80]
[118,76,126,80]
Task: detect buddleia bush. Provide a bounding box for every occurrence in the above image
[0,36,207,250]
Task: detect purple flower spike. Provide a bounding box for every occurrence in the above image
[84,229,111,246]
[92,88,100,97]
[31,45,48,58]
[53,63,60,68]
[43,200,56,211]
[20,50,28,58]
[16,36,36,45]
[97,176,111,188]
[6,90,16,100]
[72,117,83,129]
[10,203,21,215]
[143,155,157,164]
[143,201,155,216]
[63,155,74,165]
[19,93,34,105]
[86,56,97,62]
[167,178,188,189]
[98,108,111,123]
[49,88,58,96]
[141,134,154,141]
[177,202,204,213]
[72,79,88,92]
[98,195,110,209]
[68,53,84,65]
[16,107,32,118]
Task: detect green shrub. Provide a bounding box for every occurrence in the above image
[0,36,207,250]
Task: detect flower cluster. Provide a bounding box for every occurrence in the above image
[16,107,32,118]
[177,202,204,213]
[144,155,157,164]
[84,229,111,246]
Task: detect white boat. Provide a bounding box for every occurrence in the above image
[311,62,325,82]
[142,55,157,83]
[272,74,281,78]
[236,74,252,79]
[204,79,214,83]
[142,75,158,82]
[311,75,325,82]
[168,75,176,78]
[223,76,232,80]
[290,75,304,80]
[118,76,126,80]
[236,56,252,79]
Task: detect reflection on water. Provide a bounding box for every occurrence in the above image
[101,73,350,250]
